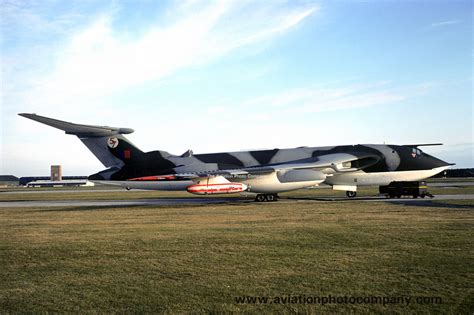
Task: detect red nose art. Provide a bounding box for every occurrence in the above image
[187,183,248,195]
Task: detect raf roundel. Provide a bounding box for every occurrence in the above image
[107,137,119,149]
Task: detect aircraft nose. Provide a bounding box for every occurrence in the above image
[425,153,453,169]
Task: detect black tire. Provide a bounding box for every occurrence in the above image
[266,194,275,202]
[255,194,267,202]
[346,191,357,198]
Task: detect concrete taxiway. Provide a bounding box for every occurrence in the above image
[0,194,473,208]
[286,194,474,202]
[2,181,472,195]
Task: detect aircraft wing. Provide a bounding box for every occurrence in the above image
[128,152,380,181]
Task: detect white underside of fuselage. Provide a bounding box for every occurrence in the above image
[92,166,450,194]
[324,166,450,187]
[93,180,195,191]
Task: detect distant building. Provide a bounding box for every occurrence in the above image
[26,179,92,187]
[0,175,19,187]
[19,176,89,186]
[51,165,62,181]
[18,165,92,187]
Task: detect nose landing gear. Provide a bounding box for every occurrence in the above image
[346,191,357,198]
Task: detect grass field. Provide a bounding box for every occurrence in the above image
[1,190,473,313]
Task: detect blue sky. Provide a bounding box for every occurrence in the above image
[1,0,472,176]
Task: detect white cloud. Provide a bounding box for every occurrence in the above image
[11,2,317,114]
[431,20,460,28]
[2,1,319,175]
[207,81,416,116]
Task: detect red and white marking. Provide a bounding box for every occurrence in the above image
[187,182,247,195]
[128,175,177,181]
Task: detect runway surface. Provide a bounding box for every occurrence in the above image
[0,189,126,194]
[0,194,473,208]
[427,182,474,187]
[287,194,474,202]
[2,181,473,195]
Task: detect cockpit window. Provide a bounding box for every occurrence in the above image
[412,148,422,157]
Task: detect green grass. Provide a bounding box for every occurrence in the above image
[0,189,204,201]
[0,195,473,313]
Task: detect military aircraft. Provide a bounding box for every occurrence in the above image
[19,113,453,201]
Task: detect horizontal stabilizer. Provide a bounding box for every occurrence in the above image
[18,113,134,138]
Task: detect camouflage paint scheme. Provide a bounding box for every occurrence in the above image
[19,114,452,194]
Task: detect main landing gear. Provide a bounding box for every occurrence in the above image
[255,193,279,202]
[346,191,357,198]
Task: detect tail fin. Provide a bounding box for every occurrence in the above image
[19,113,143,168]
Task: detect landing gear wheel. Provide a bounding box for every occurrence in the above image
[266,194,278,202]
[254,194,278,202]
[346,191,357,198]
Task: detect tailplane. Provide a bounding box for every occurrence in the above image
[19,113,144,168]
